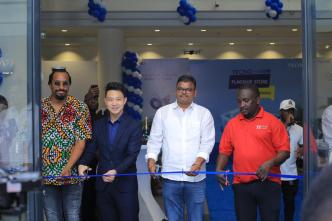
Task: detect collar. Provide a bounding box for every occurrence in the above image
[239,106,264,120]
[108,112,124,124]
[172,101,195,110]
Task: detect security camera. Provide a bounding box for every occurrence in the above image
[214,1,220,8]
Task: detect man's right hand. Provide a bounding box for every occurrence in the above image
[216,173,228,187]
[147,158,157,178]
[78,165,90,177]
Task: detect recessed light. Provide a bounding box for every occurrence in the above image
[229,42,235,45]
[269,42,276,45]
[246,28,253,32]
[61,29,68,32]
[200,29,207,32]
[65,43,71,46]
[325,45,330,49]
[154,29,160,32]
[188,43,194,46]
[291,28,298,32]
[147,43,152,46]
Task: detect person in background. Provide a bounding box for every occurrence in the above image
[81,84,102,221]
[216,84,290,221]
[79,82,142,221]
[147,75,215,221]
[322,104,332,149]
[279,99,303,221]
[41,67,92,221]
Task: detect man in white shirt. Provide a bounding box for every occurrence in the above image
[146,75,215,221]
[279,99,303,221]
[322,105,332,149]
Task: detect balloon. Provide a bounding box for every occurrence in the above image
[268,9,278,18]
[265,0,272,6]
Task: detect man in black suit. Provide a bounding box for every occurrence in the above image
[79,82,142,221]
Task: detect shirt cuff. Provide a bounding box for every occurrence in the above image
[197,152,209,163]
[145,152,158,161]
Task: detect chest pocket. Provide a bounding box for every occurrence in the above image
[189,121,201,138]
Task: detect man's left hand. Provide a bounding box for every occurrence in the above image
[103,169,117,183]
[256,161,273,181]
[185,163,201,176]
[60,166,72,178]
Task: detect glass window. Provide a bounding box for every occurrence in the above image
[0,1,41,220]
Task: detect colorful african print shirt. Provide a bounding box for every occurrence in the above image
[41,95,92,185]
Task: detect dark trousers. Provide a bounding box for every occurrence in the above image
[96,185,139,221]
[281,180,299,221]
[80,178,97,221]
[233,180,281,221]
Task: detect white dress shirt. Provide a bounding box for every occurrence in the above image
[322,105,332,148]
[146,101,215,182]
[280,123,303,181]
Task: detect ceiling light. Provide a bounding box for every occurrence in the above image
[269,42,276,45]
[325,45,330,49]
[147,43,152,46]
[246,28,253,32]
[65,43,71,46]
[229,42,235,45]
[291,28,298,32]
[188,43,194,46]
[154,29,160,32]
[200,29,207,32]
[61,29,68,32]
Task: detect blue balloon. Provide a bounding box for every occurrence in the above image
[278,2,283,8]
[179,0,187,7]
[276,7,282,14]
[0,73,3,85]
[265,0,272,6]
[270,2,278,10]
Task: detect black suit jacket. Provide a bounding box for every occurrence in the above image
[80,112,142,192]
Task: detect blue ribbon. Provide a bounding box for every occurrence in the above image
[43,170,303,180]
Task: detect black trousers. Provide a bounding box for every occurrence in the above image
[281,180,299,221]
[96,185,139,221]
[233,180,281,221]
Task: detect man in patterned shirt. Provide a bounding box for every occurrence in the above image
[41,67,92,221]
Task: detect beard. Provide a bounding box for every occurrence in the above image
[55,93,66,101]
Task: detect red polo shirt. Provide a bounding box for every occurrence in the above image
[219,107,290,184]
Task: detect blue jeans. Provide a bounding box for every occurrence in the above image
[42,183,83,221]
[163,179,206,221]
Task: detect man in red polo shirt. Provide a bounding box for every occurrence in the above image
[216,84,290,221]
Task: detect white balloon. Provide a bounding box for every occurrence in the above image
[127,102,134,107]
[181,16,189,24]
[132,71,139,78]
[265,6,271,13]
[125,69,132,75]
[138,108,143,114]
[137,73,143,80]
[133,105,139,111]
[128,86,134,92]
[135,88,143,95]
[268,9,277,18]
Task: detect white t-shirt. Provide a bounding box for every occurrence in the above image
[280,123,303,181]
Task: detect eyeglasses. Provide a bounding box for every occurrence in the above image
[54,80,70,87]
[176,87,194,93]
